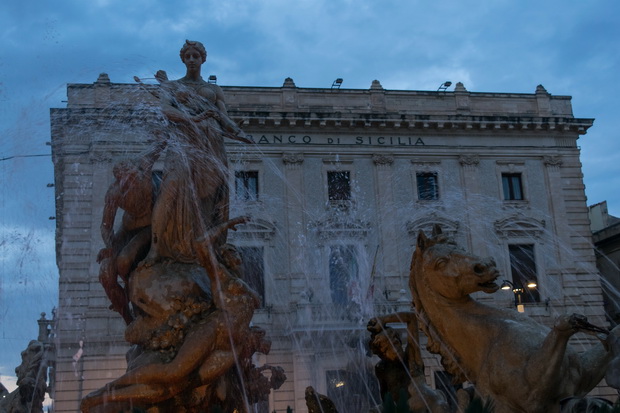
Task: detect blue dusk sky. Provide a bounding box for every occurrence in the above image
[1,0,620,390]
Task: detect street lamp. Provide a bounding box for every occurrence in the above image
[500,279,537,313]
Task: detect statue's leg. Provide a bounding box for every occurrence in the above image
[113,317,219,387]
[572,324,620,394]
[197,350,237,385]
[142,168,181,265]
[98,258,132,325]
[117,227,151,280]
[526,314,593,401]
[81,382,182,412]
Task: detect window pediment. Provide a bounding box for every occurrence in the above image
[406,213,459,238]
[227,218,276,241]
[494,214,545,238]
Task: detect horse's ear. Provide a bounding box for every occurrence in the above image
[417,230,429,250]
[432,224,443,237]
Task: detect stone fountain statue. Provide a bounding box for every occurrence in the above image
[0,340,49,413]
[402,225,620,413]
[367,312,449,413]
[80,40,282,413]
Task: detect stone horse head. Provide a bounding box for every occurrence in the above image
[409,225,500,305]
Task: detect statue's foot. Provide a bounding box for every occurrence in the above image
[137,252,159,270]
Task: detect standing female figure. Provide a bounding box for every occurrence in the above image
[147,40,251,264]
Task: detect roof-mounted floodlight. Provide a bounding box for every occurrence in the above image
[437,81,452,92]
[332,78,343,89]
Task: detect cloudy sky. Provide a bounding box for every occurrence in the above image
[1,0,619,390]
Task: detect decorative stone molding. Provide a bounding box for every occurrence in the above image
[406,212,459,238]
[459,154,480,167]
[89,153,113,164]
[227,110,594,135]
[309,216,371,241]
[230,155,263,165]
[454,82,468,92]
[282,153,304,166]
[496,160,525,174]
[372,154,394,166]
[227,218,276,241]
[411,159,441,166]
[370,80,383,90]
[543,155,563,168]
[95,73,111,84]
[324,200,357,213]
[322,156,353,165]
[282,77,296,88]
[501,201,530,211]
[494,214,546,239]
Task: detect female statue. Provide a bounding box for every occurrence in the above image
[145,40,251,265]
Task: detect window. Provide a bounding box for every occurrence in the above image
[329,245,358,306]
[416,172,439,200]
[508,244,539,303]
[327,171,351,201]
[502,173,523,201]
[235,171,259,201]
[237,246,265,306]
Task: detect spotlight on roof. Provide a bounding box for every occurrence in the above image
[208,75,217,84]
[437,81,452,92]
[331,78,343,89]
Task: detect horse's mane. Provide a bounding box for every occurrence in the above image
[409,229,469,383]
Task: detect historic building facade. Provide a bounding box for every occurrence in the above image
[590,201,620,325]
[51,75,610,412]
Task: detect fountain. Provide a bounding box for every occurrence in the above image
[48,40,620,412]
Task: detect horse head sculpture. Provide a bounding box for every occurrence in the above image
[410,226,500,302]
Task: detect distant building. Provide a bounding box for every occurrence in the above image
[51,75,612,412]
[589,201,620,325]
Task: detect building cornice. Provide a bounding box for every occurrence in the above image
[230,112,593,134]
[57,80,594,135]
[51,107,593,135]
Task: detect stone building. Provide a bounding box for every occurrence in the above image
[50,75,610,412]
[590,201,620,325]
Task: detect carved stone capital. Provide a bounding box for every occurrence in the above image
[543,155,563,168]
[372,154,394,166]
[459,154,480,167]
[282,153,304,166]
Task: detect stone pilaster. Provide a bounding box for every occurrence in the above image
[372,154,399,286]
[282,153,307,289]
[459,154,480,252]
